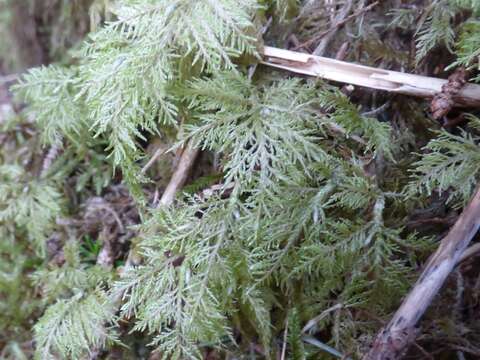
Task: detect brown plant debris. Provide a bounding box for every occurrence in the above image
[431,67,470,120]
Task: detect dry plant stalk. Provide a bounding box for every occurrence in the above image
[158,142,199,207]
[364,186,480,360]
[313,0,353,56]
[262,46,480,107]
[117,141,199,269]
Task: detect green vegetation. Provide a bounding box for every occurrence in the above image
[2,1,480,359]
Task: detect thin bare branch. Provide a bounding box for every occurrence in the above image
[313,0,353,56]
[121,141,199,269]
[158,141,199,207]
[141,145,167,175]
[293,1,379,54]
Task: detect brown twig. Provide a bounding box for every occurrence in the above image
[302,303,344,333]
[121,141,199,269]
[406,215,458,229]
[327,122,367,145]
[141,145,167,175]
[335,42,350,61]
[293,1,378,54]
[412,342,434,360]
[364,186,480,359]
[313,0,353,56]
[157,141,199,207]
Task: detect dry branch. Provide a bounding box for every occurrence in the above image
[261,46,480,107]
[157,142,199,207]
[140,145,167,175]
[293,0,378,55]
[119,141,199,269]
[364,186,480,360]
[313,0,353,56]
